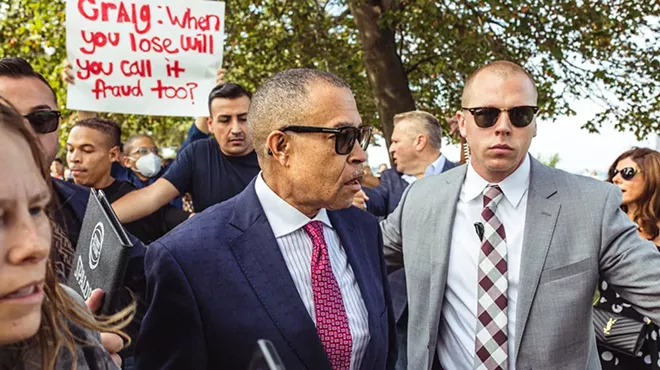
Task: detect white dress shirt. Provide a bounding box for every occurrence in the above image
[437,154,531,370]
[401,153,447,184]
[254,174,370,370]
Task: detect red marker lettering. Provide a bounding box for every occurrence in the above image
[180,34,214,55]
[120,59,152,78]
[76,59,114,80]
[165,6,221,32]
[91,78,144,100]
[77,0,151,34]
[79,30,120,54]
[150,80,198,103]
[129,33,179,54]
[77,0,98,21]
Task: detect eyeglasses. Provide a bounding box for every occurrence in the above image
[130,147,159,156]
[462,106,539,128]
[24,110,61,134]
[610,167,640,181]
[279,125,372,155]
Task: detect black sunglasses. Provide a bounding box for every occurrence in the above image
[462,106,539,128]
[279,125,372,155]
[24,110,61,134]
[610,167,640,181]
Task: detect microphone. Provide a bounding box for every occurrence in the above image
[474,222,484,241]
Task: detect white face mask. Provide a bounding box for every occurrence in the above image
[134,153,162,178]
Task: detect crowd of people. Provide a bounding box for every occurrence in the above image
[1,55,660,370]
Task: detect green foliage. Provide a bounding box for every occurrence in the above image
[537,152,561,168]
[1,0,659,154]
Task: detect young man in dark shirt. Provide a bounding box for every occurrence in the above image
[66,118,188,244]
[112,83,261,223]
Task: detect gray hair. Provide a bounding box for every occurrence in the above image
[393,110,443,149]
[247,68,351,159]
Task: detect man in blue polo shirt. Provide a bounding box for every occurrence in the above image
[112,83,260,223]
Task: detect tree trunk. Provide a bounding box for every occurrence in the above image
[349,0,416,162]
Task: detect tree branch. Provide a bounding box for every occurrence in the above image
[405,54,438,74]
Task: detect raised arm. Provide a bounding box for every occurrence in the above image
[112,178,180,223]
[61,59,98,120]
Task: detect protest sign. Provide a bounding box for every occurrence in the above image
[65,0,225,117]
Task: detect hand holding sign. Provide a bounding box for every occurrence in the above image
[66,0,225,117]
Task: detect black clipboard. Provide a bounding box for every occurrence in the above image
[65,188,133,315]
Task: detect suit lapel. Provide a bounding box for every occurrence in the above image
[427,165,466,348]
[514,159,560,361]
[228,181,330,370]
[328,211,380,370]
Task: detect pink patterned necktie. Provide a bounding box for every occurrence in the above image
[474,185,509,370]
[303,221,353,370]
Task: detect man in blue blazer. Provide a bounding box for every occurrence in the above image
[136,69,396,370]
[359,111,456,370]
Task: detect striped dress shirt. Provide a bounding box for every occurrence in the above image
[255,174,371,370]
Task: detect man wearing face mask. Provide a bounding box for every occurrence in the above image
[112,134,184,208]
[112,83,261,223]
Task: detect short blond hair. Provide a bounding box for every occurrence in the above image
[461,60,537,107]
[393,110,442,149]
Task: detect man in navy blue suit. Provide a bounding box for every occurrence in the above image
[357,110,456,370]
[136,69,396,370]
[361,111,457,217]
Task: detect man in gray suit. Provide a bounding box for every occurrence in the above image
[381,60,660,370]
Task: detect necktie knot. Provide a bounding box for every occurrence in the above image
[483,185,504,210]
[303,220,325,241]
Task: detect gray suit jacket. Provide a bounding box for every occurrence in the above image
[382,157,660,370]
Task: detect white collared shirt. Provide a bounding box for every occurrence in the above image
[401,153,447,184]
[254,174,370,370]
[437,154,531,370]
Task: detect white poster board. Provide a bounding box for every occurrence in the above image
[66,0,225,117]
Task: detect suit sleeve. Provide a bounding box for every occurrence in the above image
[363,174,391,217]
[376,224,398,370]
[599,186,660,324]
[136,242,207,370]
[380,184,416,272]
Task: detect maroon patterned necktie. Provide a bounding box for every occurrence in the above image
[303,221,352,370]
[474,185,509,370]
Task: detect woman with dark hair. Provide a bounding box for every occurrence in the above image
[0,98,134,369]
[596,147,660,369]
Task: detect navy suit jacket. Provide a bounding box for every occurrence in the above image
[364,159,457,218]
[362,159,457,321]
[136,180,396,370]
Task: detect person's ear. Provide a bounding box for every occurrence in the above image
[121,155,132,168]
[415,134,427,152]
[206,117,213,133]
[109,146,120,163]
[266,131,290,166]
[457,110,468,139]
